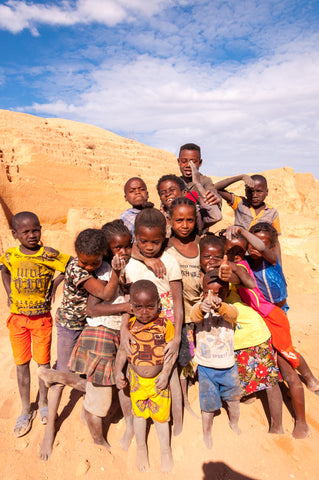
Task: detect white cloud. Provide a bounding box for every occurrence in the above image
[0,0,172,34]
[23,34,319,177]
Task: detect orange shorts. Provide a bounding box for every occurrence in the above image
[7,313,53,365]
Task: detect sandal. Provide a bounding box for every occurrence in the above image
[39,406,48,425]
[14,410,36,438]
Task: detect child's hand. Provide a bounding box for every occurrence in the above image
[155,372,169,392]
[219,255,232,281]
[115,371,127,390]
[201,291,222,313]
[112,254,126,273]
[163,339,179,362]
[242,174,254,188]
[204,190,221,206]
[144,257,166,278]
[225,225,242,240]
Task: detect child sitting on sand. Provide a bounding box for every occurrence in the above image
[0,211,70,437]
[190,270,241,449]
[120,177,154,235]
[115,280,176,473]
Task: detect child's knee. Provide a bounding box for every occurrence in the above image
[83,382,112,417]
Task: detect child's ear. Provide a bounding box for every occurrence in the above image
[11,229,17,239]
[199,158,203,167]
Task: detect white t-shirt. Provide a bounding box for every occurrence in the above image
[195,310,236,369]
[125,251,182,323]
[86,262,125,331]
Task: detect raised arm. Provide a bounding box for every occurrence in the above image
[215,174,254,203]
[226,226,277,265]
[82,255,126,301]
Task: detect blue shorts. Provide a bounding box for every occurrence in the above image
[198,363,241,413]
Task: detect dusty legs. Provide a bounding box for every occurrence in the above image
[266,383,284,434]
[277,354,310,439]
[170,366,183,436]
[297,354,319,394]
[118,388,134,450]
[226,400,241,434]
[180,377,198,418]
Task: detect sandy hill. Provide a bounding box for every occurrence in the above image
[0,109,319,480]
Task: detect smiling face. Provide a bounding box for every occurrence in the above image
[158,179,185,210]
[77,252,103,273]
[169,204,196,239]
[12,216,42,253]
[245,179,268,209]
[200,244,224,273]
[135,225,164,258]
[108,233,132,264]
[124,178,148,208]
[130,288,160,325]
[177,149,202,181]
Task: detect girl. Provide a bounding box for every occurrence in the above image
[157,174,222,236]
[39,228,125,461]
[200,234,284,434]
[122,207,184,435]
[228,223,319,438]
[166,197,201,416]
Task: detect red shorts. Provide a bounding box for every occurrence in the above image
[7,313,53,365]
[264,307,300,369]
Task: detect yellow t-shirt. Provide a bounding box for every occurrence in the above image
[1,246,70,315]
[227,287,270,350]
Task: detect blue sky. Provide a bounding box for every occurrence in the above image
[1,0,319,178]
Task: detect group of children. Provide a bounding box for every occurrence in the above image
[1,143,318,473]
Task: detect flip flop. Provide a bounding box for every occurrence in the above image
[14,410,36,438]
[39,406,48,425]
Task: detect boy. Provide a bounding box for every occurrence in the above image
[177,143,221,206]
[157,174,222,236]
[190,270,241,449]
[0,211,70,437]
[120,177,153,235]
[214,173,281,234]
[115,279,176,473]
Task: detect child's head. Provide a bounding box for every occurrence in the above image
[157,174,186,211]
[102,219,132,264]
[130,279,160,324]
[75,228,107,273]
[177,143,202,181]
[248,222,277,259]
[224,233,248,264]
[168,197,197,239]
[245,174,268,209]
[11,211,41,251]
[199,234,225,273]
[134,207,166,258]
[203,270,229,302]
[124,177,149,209]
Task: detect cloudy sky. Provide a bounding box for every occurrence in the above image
[1,0,319,177]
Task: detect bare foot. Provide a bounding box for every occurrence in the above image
[93,437,111,450]
[37,367,60,388]
[119,424,134,451]
[39,428,55,461]
[161,447,174,473]
[306,378,319,395]
[292,421,310,439]
[203,430,212,449]
[184,402,199,419]
[229,422,242,435]
[80,407,87,426]
[269,424,284,434]
[136,445,149,472]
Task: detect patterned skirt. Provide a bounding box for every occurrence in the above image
[235,338,281,396]
[68,325,120,386]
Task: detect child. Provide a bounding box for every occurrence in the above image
[115,280,176,473]
[199,233,284,435]
[0,211,70,438]
[166,197,201,416]
[177,143,221,206]
[39,228,124,460]
[228,224,319,438]
[120,177,154,235]
[157,174,222,235]
[38,220,134,451]
[122,206,184,435]
[214,174,281,234]
[190,271,241,449]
